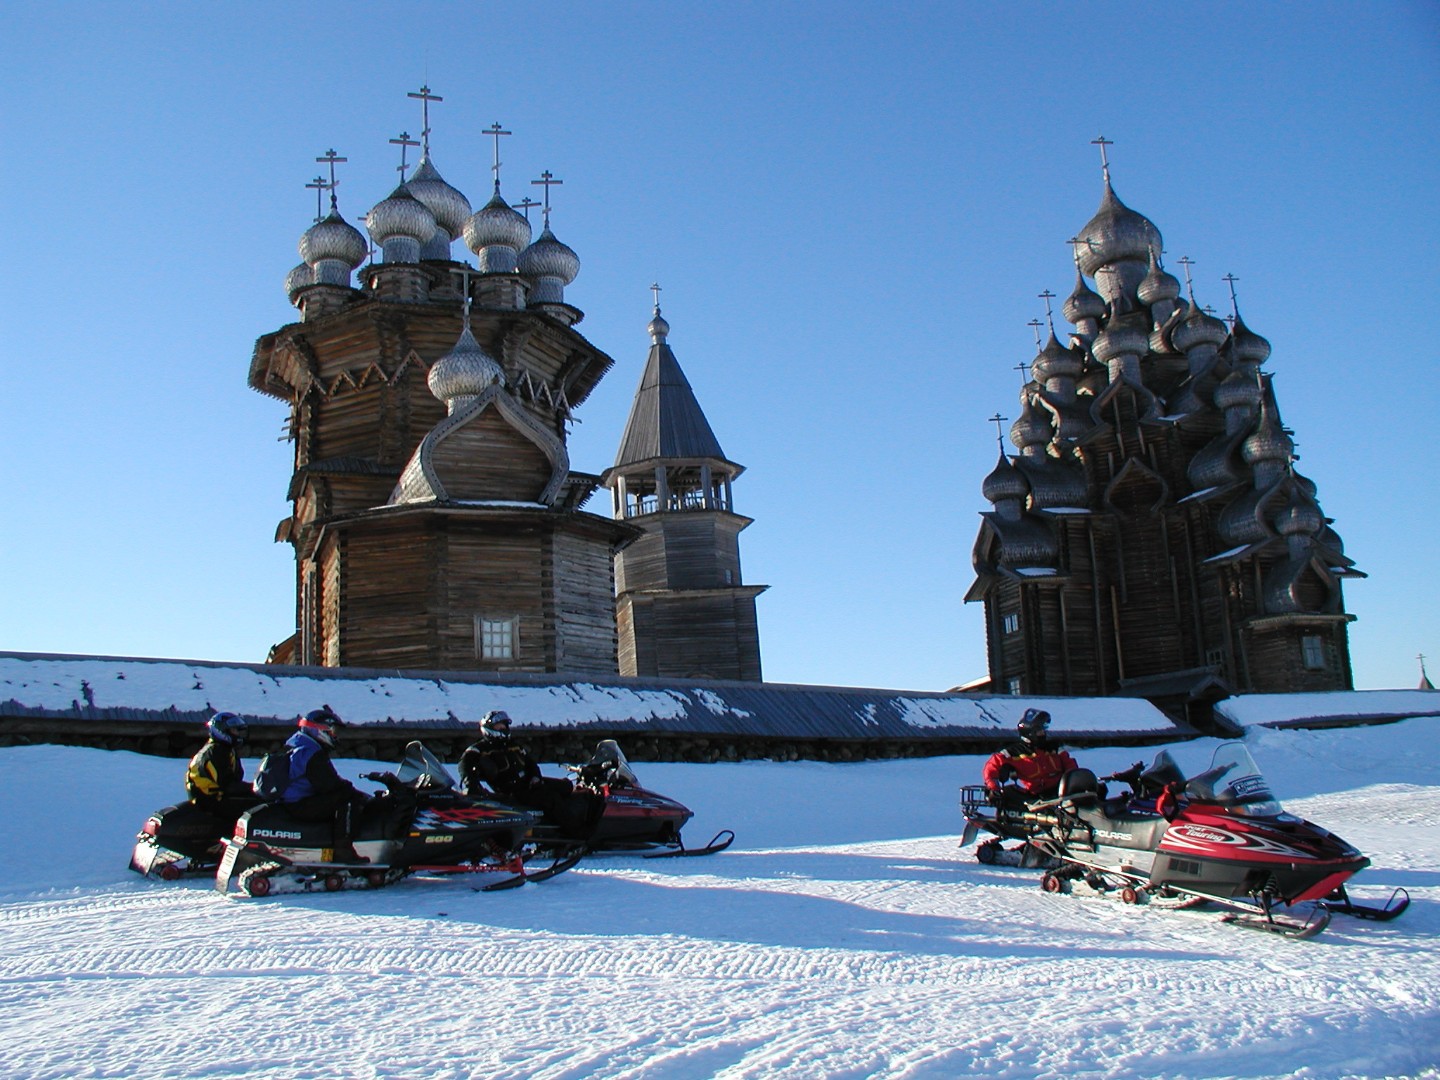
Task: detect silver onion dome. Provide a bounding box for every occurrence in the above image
[366,185,437,264]
[1090,321,1149,365]
[1137,248,1181,307]
[405,153,472,238]
[982,452,1030,503]
[285,262,314,303]
[464,190,533,252]
[648,308,670,344]
[518,225,580,283]
[1074,181,1163,277]
[1242,410,1293,466]
[1010,398,1054,450]
[463,189,533,273]
[1062,269,1107,324]
[1276,496,1323,538]
[427,322,503,405]
[1170,304,1228,354]
[299,208,368,284]
[1213,369,1263,412]
[1228,313,1272,366]
[1032,333,1082,383]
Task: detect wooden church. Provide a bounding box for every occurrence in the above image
[966,145,1363,718]
[247,94,762,680]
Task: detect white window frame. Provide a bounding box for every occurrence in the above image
[476,615,518,661]
[1002,612,1021,635]
[1301,635,1326,671]
[1007,676,1022,695]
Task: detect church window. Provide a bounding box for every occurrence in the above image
[1301,635,1326,670]
[1002,612,1021,635]
[1007,676,1022,695]
[476,616,517,661]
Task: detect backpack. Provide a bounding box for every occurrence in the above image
[252,748,292,801]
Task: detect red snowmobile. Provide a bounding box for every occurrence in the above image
[215,741,583,897]
[565,740,733,858]
[960,742,1407,938]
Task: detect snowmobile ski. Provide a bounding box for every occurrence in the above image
[642,829,735,859]
[1323,884,1410,921]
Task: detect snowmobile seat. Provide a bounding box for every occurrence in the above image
[237,803,336,847]
[1056,768,1099,807]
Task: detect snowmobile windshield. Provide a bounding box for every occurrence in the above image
[395,741,460,792]
[1184,743,1283,817]
[1141,751,1185,789]
[589,739,640,786]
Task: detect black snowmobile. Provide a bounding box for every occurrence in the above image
[962,742,1408,939]
[215,741,584,897]
[565,740,734,858]
[130,796,261,880]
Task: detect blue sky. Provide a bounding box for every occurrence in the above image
[2,2,1437,692]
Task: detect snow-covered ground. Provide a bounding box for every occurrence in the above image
[1,722,1437,1080]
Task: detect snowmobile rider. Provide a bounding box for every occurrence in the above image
[459,710,603,838]
[982,709,1080,808]
[275,706,371,864]
[185,711,259,820]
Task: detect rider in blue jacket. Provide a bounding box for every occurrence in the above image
[279,707,370,864]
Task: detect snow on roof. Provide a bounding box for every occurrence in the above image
[1217,689,1440,729]
[0,652,1179,738]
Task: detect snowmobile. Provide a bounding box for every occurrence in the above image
[563,740,734,858]
[960,742,1408,939]
[215,741,584,897]
[130,797,261,880]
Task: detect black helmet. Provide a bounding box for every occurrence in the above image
[1017,708,1052,743]
[299,705,344,749]
[206,711,248,745]
[480,710,513,741]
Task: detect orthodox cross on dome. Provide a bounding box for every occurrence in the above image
[1027,320,1044,351]
[650,281,663,311]
[390,131,420,181]
[1038,289,1057,334]
[1222,272,1241,319]
[1177,255,1197,300]
[483,122,511,191]
[1091,135,1113,184]
[1015,358,1032,384]
[531,170,563,227]
[408,84,443,153]
[315,149,347,211]
[1066,236,1085,267]
[988,412,1010,452]
[305,175,329,222]
[515,196,541,222]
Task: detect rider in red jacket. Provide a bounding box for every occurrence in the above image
[982,709,1078,805]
